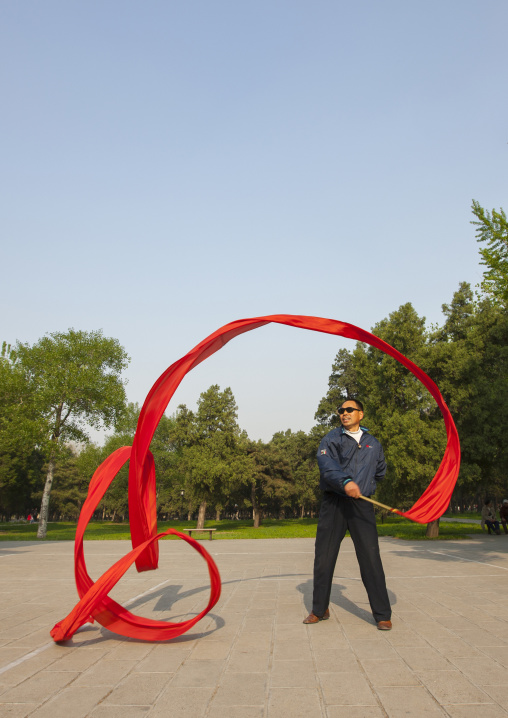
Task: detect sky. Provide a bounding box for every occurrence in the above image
[1,0,507,442]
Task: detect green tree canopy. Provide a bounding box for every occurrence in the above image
[9,329,129,537]
[315,304,447,511]
[176,385,253,527]
[0,343,45,518]
[426,283,508,506]
[472,199,508,306]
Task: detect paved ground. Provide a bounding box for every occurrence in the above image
[1,534,508,717]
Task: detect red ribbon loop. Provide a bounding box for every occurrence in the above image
[51,315,459,643]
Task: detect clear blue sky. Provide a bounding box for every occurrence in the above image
[1,1,507,441]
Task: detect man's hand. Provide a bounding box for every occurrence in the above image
[344,481,361,499]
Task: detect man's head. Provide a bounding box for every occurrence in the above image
[338,399,364,432]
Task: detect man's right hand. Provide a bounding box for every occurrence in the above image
[344,481,361,499]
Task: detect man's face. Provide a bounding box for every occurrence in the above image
[339,401,364,431]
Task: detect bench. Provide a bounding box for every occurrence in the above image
[183,528,217,541]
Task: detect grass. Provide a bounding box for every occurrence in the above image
[0,516,486,542]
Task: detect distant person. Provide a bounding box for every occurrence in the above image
[27,513,33,523]
[304,399,392,631]
[481,499,501,535]
[499,500,508,535]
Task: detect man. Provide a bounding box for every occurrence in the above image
[500,499,508,535]
[481,498,501,535]
[303,399,392,630]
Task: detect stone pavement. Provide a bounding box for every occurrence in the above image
[1,535,508,717]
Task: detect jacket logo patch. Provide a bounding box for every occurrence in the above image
[320,449,327,455]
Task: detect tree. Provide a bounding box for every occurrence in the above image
[426,283,508,509]
[270,429,321,518]
[91,403,183,521]
[315,349,359,427]
[0,343,44,519]
[315,304,447,529]
[471,200,508,306]
[45,445,88,521]
[11,329,129,538]
[246,439,293,524]
[176,385,252,528]
[356,304,447,514]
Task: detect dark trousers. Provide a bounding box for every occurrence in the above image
[485,520,501,534]
[312,492,391,622]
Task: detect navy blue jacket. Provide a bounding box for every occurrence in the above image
[317,426,386,497]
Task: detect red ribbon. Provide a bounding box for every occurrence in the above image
[51,315,459,642]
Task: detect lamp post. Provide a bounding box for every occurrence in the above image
[180,490,185,522]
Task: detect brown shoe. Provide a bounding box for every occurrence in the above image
[303,609,330,624]
[377,620,392,631]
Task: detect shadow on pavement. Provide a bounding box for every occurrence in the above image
[384,536,508,565]
[296,577,397,624]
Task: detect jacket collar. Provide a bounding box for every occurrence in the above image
[339,425,369,435]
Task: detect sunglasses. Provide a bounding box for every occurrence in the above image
[338,407,360,415]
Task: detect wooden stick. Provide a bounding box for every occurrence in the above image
[359,494,401,514]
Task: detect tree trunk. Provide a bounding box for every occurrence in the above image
[426,519,440,538]
[300,505,305,518]
[197,501,207,529]
[37,407,62,540]
[37,451,56,539]
[459,489,464,514]
[252,484,261,528]
[215,508,221,521]
[187,510,192,521]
